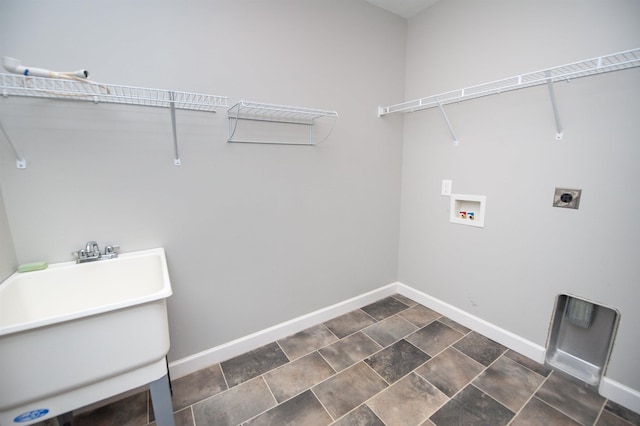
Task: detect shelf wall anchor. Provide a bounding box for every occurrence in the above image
[0,119,26,169]
[437,102,459,146]
[168,91,181,166]
[545,71,563,140]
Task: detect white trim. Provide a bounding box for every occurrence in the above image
[168,283,398,379]
[600,377,640,414]
[395,283,546,363]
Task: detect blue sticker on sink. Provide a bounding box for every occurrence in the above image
[13,409,49,423]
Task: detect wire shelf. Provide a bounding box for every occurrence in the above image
[378,48,640,116]
[0,73,228,111]
[0,73,228,167]
[229,101,337,124]
[227,100,338,145]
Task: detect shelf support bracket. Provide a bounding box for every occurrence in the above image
[0,119,27,169]
[437,102,459,146]
[545,71,563,140]
[168,91,181,166]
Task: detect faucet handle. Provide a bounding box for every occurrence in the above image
[72,249,87,259]
[104,245,120,255]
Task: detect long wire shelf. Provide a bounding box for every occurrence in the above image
[227,100,338,145]
[378,48,640,116]
[0,73,228,167]
[0,73,228,111]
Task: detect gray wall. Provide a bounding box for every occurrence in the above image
[0,187,17,281]
[398,0,640,390]
[0,0,406,361]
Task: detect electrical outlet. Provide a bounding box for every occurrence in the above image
[553,188,582,209]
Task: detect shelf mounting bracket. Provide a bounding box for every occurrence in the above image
[168,91,181,166]
[437,102,459,146]
[0,119,27,169]
[546,71,563,140]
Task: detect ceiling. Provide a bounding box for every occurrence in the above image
[364,0,441,19]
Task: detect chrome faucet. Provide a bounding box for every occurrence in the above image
[85,241,100,256]
[72,241,120,263]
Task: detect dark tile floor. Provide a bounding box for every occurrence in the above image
[40,294,640,426]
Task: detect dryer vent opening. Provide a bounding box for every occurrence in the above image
[546,295,619,386]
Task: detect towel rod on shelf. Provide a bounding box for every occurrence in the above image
[0,73,228,167]
[378,48,640,144]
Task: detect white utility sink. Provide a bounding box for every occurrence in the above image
[0,248,174,426]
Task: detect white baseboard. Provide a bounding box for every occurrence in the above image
[600,377,640,414]
[168,283,398,379]
[395,283,547,364]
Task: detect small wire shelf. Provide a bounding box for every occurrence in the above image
[227,101,338,145]
[378,48,640,116]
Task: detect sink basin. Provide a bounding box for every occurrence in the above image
[0,248,173,425]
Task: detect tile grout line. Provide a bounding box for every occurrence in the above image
[448,344,486,370]
[360,307,382,324]
[361,312,420,345]
[528,391,587,425]
[262,356,373,412]
[406,319,468,360]
[360,355,451,425]
[465,347,516,415]
[308,387,337,424]
[363,356,393,388]
[274,322,342,360]
[315,349,340,375]
[422,347,512,421]
[274,339,292,363]
[320,297,414,349]
[356,328,385,350]
[468,383,519,418]
[228,376,279,426]
[533,370,593,426]
[505,366,551,425]
[390,293,417,307]
[362,399,386,425]
[180,365,241,420]
[603,409,638,426]
[189,405,195,426]
[592,396,608,426]
[252,357,377,425]
[274,328,338,368]
[219,362,231,392]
